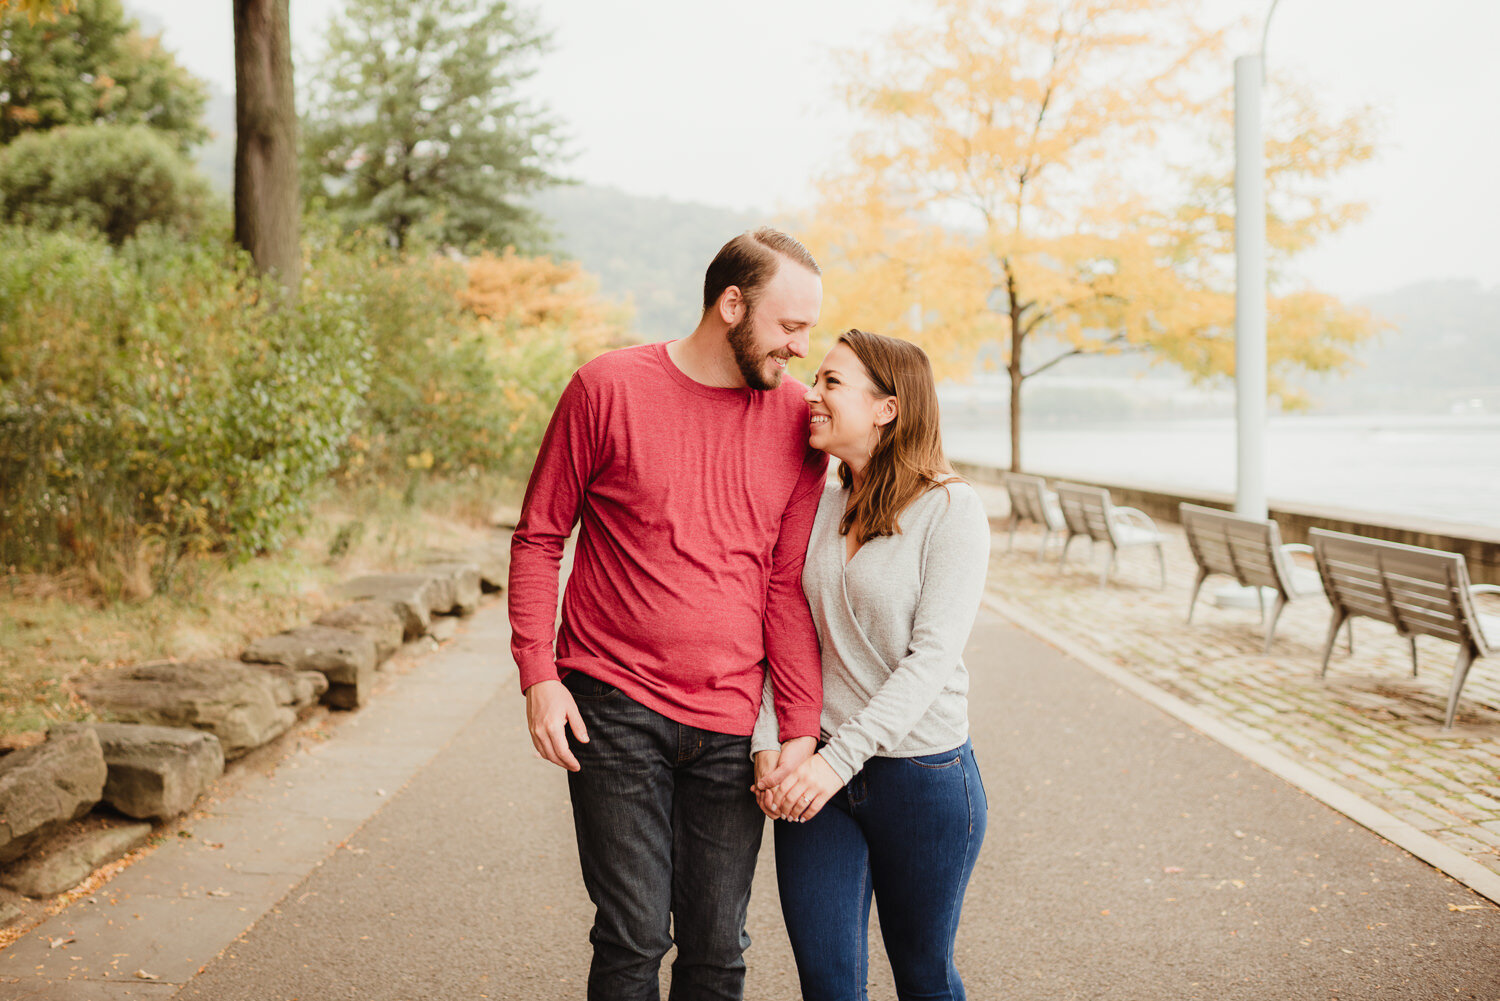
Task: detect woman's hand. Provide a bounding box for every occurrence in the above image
[768,752,843,822]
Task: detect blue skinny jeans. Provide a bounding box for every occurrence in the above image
[774,739,987,1001]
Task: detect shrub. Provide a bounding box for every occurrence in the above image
[459,249,630,471]
[0,226,368,591]
[0,224,627,596]
[0,124,213,243]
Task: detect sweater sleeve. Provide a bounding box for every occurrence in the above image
[818,486,990,783]
[749,672,779,757]
[761,446,829,742]
[507,372,598,692]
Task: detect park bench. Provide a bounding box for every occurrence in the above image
[1310,528,1500,730]
[1179,503,1326,653]
[1054,482,1166,588]
[1003,473,1066,559]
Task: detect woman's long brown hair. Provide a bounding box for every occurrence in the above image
[836,329,960,544]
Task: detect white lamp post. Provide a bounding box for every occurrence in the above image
[1233,0,1282,521]
[1215,0,1281,609]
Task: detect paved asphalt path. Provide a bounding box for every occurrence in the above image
[15,603,1500,999]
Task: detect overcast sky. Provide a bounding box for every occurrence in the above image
[125,0,1500,301]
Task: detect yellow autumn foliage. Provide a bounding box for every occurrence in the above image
[461,248,631,361]
[800,0,1379,470]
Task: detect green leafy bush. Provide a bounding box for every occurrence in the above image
[0,124,213,243]
[0,226,367,590]
[0,222,620,596]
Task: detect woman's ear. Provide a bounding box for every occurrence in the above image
[875,396,898,428]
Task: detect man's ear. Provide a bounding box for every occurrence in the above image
[716,286,745,325]
[875,396,898,427]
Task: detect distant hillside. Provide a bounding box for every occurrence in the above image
[531,184,761,342]
[1303,279,1500,412]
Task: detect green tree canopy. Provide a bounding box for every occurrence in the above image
[0,0,208,151]
[301,0,567,253]
[0,122,211,241]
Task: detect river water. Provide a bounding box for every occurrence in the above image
[940,412,1500,530]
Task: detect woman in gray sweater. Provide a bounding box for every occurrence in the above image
[752,328,990,1001]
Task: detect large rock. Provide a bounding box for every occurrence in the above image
[242,625,376,684]
[243,626,377,709]
[75,660,321,760]
[415,559,482,616]
[0,729,106,865]
[337,575,437,640]
[54,723,223,821]
[265,666,328,708]
[423,544,507,592]
[0,820,153,898]
[315,600,404,663]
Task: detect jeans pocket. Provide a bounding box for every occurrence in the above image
[908,748,962,769]
[561,670,618,700]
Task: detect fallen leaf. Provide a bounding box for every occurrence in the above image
[48,937,75,949]
[1163,866,1184,874]
[207,889,231,898]
[1448,903,1483,912]
[134,969,160,980]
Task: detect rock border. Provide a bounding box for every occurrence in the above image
[0,545,507,924]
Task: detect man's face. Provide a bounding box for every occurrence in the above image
[726,261,822,391]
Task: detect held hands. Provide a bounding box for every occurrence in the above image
[525,678,589,771]
[753,737,841,822]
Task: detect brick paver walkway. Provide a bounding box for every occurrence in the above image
[976,486,1500,881]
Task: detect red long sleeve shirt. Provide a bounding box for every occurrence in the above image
[508,341,827,740]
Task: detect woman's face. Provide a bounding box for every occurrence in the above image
[805,342,896,470]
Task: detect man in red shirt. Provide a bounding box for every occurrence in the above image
[509,227,828,1000]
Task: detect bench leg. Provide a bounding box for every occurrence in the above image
[1346,618,1354,655]
[1409,635,1419,677]
[1443,643,1479,731]
[1319,609,1348,679]
[1186,567,1209,624]
[1036,528,1051,562]
[1256,586,1266,623]
[1059,534,1076,571]
[1099,547,1114,588]
[1007,514,1018,553]
[1155,544,1166,590]
[1263,593,1289,655]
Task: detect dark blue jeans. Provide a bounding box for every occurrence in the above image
[562,670,765,1001]
[774,740,987,1001]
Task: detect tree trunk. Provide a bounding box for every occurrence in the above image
[1008,342,1023,473]
[233,0,300,292]
[1006,267,1025,473]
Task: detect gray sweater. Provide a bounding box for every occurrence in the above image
[752,479,991,783]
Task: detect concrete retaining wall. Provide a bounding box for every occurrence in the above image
[957,461,1500,586]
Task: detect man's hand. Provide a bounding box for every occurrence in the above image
[753,750,780,818]
[525,679,588,771]
[752,735,816,795]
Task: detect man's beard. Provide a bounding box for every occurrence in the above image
[727,309,783,391]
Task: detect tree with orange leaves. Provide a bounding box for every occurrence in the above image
[801,0,1377,471]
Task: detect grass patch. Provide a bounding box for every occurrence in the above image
[0,473,521,741]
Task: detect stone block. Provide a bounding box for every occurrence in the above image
[414,559,482,616]
[54,723,223,821]
[0,729,106,864]
[337,575,437,640]
[315,600,404,663]
[0,820,153,897]
[76,660,313,760]
[242,625,377,685]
